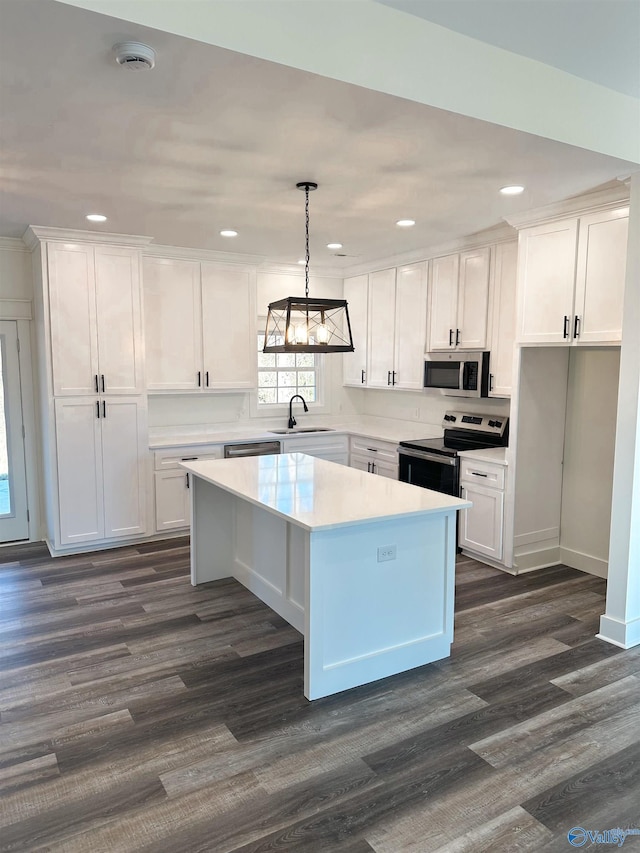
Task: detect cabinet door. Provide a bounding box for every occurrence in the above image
[574,207,629,344]
[457,248,490,349]
[143,257,202,391]
[342,274,368,386]
[372,458,398,479]
[54,397,103,546]
[94,246,144,394]
[350,454,371,473]
[428,255,458,350]
[393,262,428,389]
[459,483,504,560]
[48,243,98,396]
[201,265,255,390]
[101,397,147,539]
[367,268,397,388]
[488,242,518,397]
[516,219,578,344]
[155,469,190,531]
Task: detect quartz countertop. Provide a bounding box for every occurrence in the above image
[149,417,442,450]
[457,447,508,465]
[182,452,470,531]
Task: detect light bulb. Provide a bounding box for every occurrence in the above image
[294,324,308,344]
[316,324,329,343]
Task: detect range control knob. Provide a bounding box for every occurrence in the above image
[494,420,502,428]
[488,420,495,427]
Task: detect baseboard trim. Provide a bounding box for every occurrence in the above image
[598,614,640,649]
[513,546,561,573]
[559,547,608,578]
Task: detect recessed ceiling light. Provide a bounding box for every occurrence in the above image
[219,229,238,237]
[86,214,107,222]
[327,242,343,250]
[396,219,416,227]
[500,185,525,195]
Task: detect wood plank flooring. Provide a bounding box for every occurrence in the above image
[1,540,639,851]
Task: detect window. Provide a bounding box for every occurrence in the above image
[257,330,320,406]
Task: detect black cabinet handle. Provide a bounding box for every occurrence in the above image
[387,370,392,385]
[366,447,378,453]
[96,401,100,419]
[455,329,461,346]
[94,374,99,393]
[573,315,581,338]
[489,373,494,391]
[205,371,209,387]
[563,315,570,339]
[449,329,454,346]
[471,472,488,477]
[102,400,106,419]
[181,456,197,461]
[186,473,190,489]
[101,374,105,392]
[361,369,365,384]
[372,462,376,474]
[197,371,201,387]
[392,370,396,385]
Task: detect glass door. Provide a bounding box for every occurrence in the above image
[0,321,29,542]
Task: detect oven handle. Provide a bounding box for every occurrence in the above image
[398,448,458,466]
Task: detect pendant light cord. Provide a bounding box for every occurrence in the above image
[304,184,310,300]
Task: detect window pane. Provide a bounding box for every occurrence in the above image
[297,371,315,387]
[278,371,296,388]
[258,352,275,368]
[259,370,277,387]
[296,353,315,367]
[304,387,316,403]
[258,387,277,404]
[277,353,296,368]
[278,387,295,404]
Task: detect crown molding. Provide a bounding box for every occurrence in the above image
[144,242,267,266]
[342,222,517,277]
[259,261,345,278]
[0,237,29,253]
[23,226,154,251]
[504,183,630,229]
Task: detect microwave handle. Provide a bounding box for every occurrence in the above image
[459,361,466,391]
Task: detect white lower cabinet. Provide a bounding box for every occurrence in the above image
[54,396,148,546]
[458,457,506,561]
[349,436,398,479]
[153,445,223,532]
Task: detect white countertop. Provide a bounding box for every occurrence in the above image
[182,452,470,532]
[457,447,508,465]
[149,416,442,450]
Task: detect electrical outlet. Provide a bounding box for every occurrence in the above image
[377,545,397,562]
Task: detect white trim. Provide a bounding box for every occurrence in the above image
[504,183,630,229]
[23,226,154,250]
[0,238,28,253]
[144,242,266,266]
[598,614,640,650]
[513,527,560,547]
[559,547,608,578]
[259,261,345,278]
[0,300,32,321]
[16,320,40,542]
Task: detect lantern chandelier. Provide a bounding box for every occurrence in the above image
[263,181,355,354]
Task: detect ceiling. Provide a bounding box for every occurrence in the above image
[377,0,640,98]
[0,0,637,268]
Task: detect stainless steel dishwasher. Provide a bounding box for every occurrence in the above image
[223,440,281,458]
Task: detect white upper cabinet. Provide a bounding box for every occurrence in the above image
[366,263,428,390]
[47,242,144,395]
[516,206,628,346]
[429,248,490,350]
[142,257,202,391]
[201,264,255,390]
[143,256,256,391]
[574,208,629,344]
[487,241,518,398]
[342,274,369,387]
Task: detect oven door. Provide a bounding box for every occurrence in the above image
[398,448,459,497]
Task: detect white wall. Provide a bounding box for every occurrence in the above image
[560,348,620,577]
[0,241,33,299]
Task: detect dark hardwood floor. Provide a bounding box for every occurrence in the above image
[1,538,639,852]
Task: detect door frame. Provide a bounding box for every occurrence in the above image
[0,301,40,543]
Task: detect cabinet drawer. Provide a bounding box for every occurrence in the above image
[153,445,223,470]
[349,436,398,464]
[460,459,505,490]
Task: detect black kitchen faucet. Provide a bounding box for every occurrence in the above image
[288,394,308,429]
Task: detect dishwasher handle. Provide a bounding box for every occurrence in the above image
[223,441,282,458]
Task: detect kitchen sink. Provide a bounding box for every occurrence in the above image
[268,427,336,434]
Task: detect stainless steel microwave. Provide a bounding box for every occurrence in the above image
[423,351,490,397]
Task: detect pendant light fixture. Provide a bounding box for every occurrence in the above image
[263,182,354,354]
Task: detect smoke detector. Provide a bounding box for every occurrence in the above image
[113,42,156,71]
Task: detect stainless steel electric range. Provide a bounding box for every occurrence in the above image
[397,410,509,497]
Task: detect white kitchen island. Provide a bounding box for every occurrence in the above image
[182,453,471,700]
